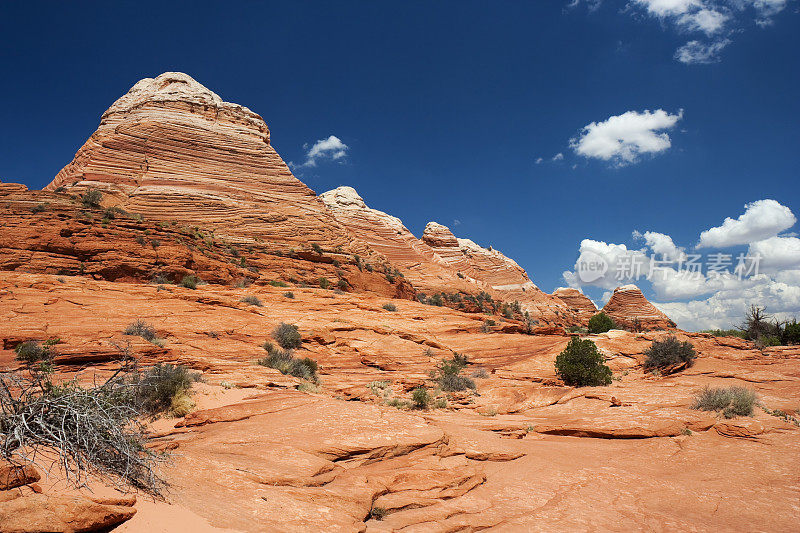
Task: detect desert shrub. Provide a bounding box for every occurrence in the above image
[411,386,431,409]
[427,293,444,306]
[180,275,199,289]
[701,329,747,339]
[782,319,800,345]
[691,386,756,418]
[32,202,47,213]
[433,353,475,392]
[554,336,612,387]
[14,341,52,364]
[123,320,159,343]
[311,243,323,254]
[241,295,263,307]
[382,303,397,312]
[125,363,200,416]
[472,368,489,379]
[588,312,616,334]
[369,506,388,521]
[284,291,295,299]
[318,277,330,289]
[739,304,781,343]
[456,272,465,279]
[758,335,781,348]
[337,279,348,290]
[268,280,288,287]
[258,343,318,382]
[273,323,302,349]
[150,274,172,285]
[0,368,167,495]
[643,336,697,372]
[234,278,253,288]
[81,188,102,208]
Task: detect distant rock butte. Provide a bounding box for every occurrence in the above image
[552,287,597,326]
[602,284,675,331]
[45,72,359,252]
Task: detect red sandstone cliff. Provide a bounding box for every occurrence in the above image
[602,284,675,331]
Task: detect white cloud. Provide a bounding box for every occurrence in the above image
[563,239,650,290]
[634,230,687,261]
[747,236,800,274]
[535,157,543,164]
[697,199,797,248]
[294,135,348,168]
[675,38,731,63]
[678,8,729,34]
[634,0,702,16]
[570,109,683,165]
[552,152,564,161]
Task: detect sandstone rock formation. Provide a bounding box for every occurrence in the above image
[602,284,675,331]
[45,73,363,254]
[552,287,597,326]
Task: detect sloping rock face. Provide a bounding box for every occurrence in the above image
[321,187,578,326]
[552,287,597,326]
[602,284,675,331]
[45,72,361,253]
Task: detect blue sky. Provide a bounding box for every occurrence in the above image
[1,1,798,329]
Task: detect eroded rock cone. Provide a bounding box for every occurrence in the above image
[602,284,675,331]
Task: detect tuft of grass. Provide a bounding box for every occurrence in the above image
[128,363,201,416]
[123,320,161,344]
[283,291,295,299]
[180,275,200,289]
[382,303,397,312]
[273,323,302,349]
[369,506,388,521]
[691,386,756,418]
[241,295,263,307]
[268,280,288,287]
[150,274,172,285]
[258,343,318,382]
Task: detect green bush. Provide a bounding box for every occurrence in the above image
[691,386,756,418]
[701,329,747,339]
[311,243,323,254]
[180,275,199,289]
[258,343,318,382]
[643,336,697,372]
[382,303,397,312]
[411,386,431,409]
[427,293,444,306]
[318,277,330,290]
[81,188,103,208]
[128,364,200,416]
[369,506,388,521]
[241,295,263,307]
[284,291,295,299]
[782,320,800,345]
[554,336,612,387]
[14,341,52,364]
[588,312,616,334]
[123,320,159,343]
[268,280,288,287]
[273,323,302,349]
[433,354,475,391]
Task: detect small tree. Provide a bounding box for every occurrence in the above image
[273,323,302,349]
[555,336,612,387]
[739,304,781,345]
[81,188,103,208]
[643,336,697,373]
[781,319,800,345]
[588,312,616,334]
[411,386,431,409]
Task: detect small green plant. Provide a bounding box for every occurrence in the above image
[588,312,616,334]
[433,353,476,392]
[284,291,295,299]
[382,303,397,312]
[14,341,53,364]
[241,295,263,307]
[427,293,443,306]
[268,280,288,287]
[554,336,612,387]
[180,275,199,289]
[258,343,318,382]
[311,243,323,254]
[81,188,103,208]
[369,506,388,521]
[643,336,697,373]
[318,277,330,290]
[31,202,47,213]
[123,320,163,345]
[411,386,431,410]
[128,363,201,416]
[367,381,392,398]
[150,274,171,285]
[273,323,302,349]
[691,386,756,418]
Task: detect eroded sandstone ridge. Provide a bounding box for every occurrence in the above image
[552,287,598,326]
[602,284,675,330]
[46,73,358,252]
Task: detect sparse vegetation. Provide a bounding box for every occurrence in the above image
[411,386,431,409]
[369,506,388,521]
[318,277,330,289]
[123,320,162,345]
[701,328,747,339]
[150,274,172,285]
[127,363,201,416]
[691,386,756,418]
[258,343,318,382]
[432,353,476,392]
[588,312,616,334]
[14,341,53,364]
[273,322,302,349]
[554,336,612,387]
[81,188,103,208]
[643,336,697,373]
[241,295,263,307]
[268,280,289,288]
[783,319,800,345]
[311,243,323,254]
[284,291,295,299]
[382,303,397,312]
[180,275,200,289]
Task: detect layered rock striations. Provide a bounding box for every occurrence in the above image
[552,287,598,326]
[602,284,675,331]
[46,73,361,253]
